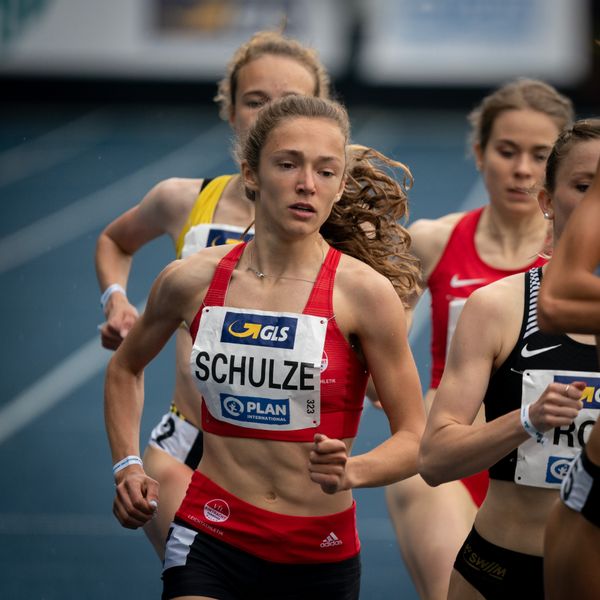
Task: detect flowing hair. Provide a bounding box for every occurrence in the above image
[321,144,420,303]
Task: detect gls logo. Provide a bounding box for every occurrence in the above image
[221,312,297,349]
[207,228,253,247]
[554,375,600,409]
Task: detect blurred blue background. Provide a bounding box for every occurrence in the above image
[0,1,598,598]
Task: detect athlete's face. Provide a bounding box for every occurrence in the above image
[229,55,317,138]
[242,116,346,239]
[539,138,600,241]
[475,109,560,217]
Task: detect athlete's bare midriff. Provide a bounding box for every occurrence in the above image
[198,431,356,516]
[474,479,558,555]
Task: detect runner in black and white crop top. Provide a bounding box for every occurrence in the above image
[485,268,599,486]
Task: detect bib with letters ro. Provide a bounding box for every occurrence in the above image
[515,369,600,488]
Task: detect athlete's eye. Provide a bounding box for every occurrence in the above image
[498,149,515,158]
[245,98,267,109]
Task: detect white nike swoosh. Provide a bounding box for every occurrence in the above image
[449,275,487,288]
[520,343,562,358]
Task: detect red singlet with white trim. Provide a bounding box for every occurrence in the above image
[428,207,547,505]
[189,242,368,442]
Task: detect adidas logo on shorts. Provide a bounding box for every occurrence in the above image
[320,531,343,548]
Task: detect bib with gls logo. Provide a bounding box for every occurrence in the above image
[515,369,600,488]
[190,306,326,431]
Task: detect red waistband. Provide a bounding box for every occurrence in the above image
[176,471,360,563]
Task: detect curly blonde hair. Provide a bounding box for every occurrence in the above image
[214,30,330,121]
[241,95,420,303]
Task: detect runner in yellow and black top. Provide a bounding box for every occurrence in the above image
[94,30,331,560]
[175,175,252,259]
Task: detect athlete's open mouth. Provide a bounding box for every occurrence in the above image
[290,203,315,212]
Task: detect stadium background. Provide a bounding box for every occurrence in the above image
[0,1,598,598]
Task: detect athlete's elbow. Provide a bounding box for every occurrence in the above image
[417,443,445,487]
[537,291,566,333]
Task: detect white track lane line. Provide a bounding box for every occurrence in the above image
[0,121,229,274]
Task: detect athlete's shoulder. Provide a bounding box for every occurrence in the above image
[152,177,204,206]
[336,253,400,305]
[409,211,466,275]
[163,244,233,298]
[139,177,204,231]
[409,211,466,234]
[467,272,524,318]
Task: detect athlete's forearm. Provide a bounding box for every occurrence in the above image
[104,355,145,463]
[95,231,134,293]
[346,430,421,489]
[419,411,528,486]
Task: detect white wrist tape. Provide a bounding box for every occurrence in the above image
[112,455,143,476]
[520,404,546,445]
[101,283,127,311]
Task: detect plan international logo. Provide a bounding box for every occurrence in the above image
[221,394,290,425]
[221,312,297,349]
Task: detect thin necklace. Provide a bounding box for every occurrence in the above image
[247,241,325,284]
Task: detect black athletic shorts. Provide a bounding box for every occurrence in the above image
[162,519,361,600]
[453,526,544,599]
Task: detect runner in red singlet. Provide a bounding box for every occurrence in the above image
[383,78,574,600]
[95,30,330,559]
[104,96,425,599]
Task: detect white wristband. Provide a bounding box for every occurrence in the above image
[101,283,126,311]
[520,404,546,445]
[112,455,143,476]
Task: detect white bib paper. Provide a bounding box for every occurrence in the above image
[515,369,600,488]
[190,306,326,431]
[446,298,467,358]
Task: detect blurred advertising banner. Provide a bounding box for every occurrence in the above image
[0,0,350,79]
[357,0,591,86]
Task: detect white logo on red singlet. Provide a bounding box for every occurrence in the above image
[203,499,230,523]
[449,274,487,288]
[321,351,329,373]
[320,531,343,548]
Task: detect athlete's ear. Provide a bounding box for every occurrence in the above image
[538,187,554,220]
[334,176,347,203]
[228,105,236,128]
[241,160,259,202]
[473,143,483,172]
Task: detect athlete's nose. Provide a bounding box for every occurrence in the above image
[296,168,316,195]
[514,153,534,178]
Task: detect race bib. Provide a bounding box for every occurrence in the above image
[190,306,326,431]
[515,369,600,488]
[181,224,253,258]
[446,298,467,358]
